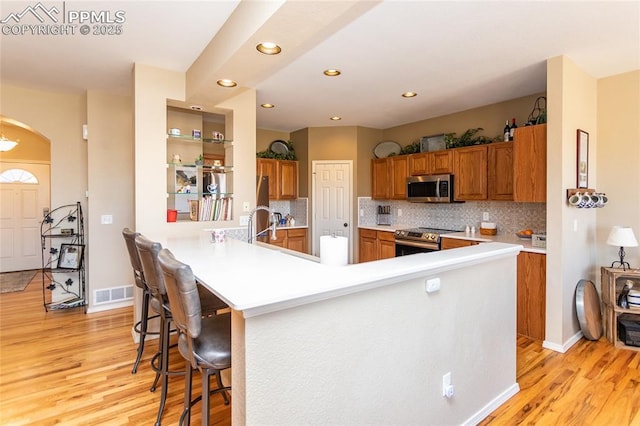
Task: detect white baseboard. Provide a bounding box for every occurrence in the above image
[463,382,520,425]
[86,299,133,314]
[543,330,583,353]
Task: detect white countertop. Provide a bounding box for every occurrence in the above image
[275,224,308,230]
[441,231,546,254]
[165,234,522,318]
[358,224,408,232]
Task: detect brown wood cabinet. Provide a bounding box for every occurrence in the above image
[409,153,429,176]
[488,142,514,201]
[408,150,453,176]
[371,126,544,203]
[286,228,308,253]
[358,228,395,262]
[440,237,479,250]
[269,228,308,253]
[431,150,453,174]
[513,124,546,202]
[389,156,408,199]
[453,145,487,200]
[256,159,298,200]
[371,158,390,200]
[517,252,546,340]
[371,157,408,200]
[601,267,640,351]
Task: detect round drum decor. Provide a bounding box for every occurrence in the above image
[575,279,603,340]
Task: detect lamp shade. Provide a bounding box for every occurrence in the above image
[606,226,639,247]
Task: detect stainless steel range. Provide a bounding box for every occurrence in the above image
[394,227,461,256]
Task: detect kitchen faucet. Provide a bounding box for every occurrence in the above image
[247,205,277,244]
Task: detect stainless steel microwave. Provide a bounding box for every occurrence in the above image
[406,174,457,203]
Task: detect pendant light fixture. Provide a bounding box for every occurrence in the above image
[0,122,18,152]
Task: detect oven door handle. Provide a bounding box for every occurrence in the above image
[395,240,439,250]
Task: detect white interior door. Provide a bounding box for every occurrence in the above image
[312,161,352,261]
[0,163,51,272]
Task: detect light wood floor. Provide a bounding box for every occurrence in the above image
[2,275,640,425]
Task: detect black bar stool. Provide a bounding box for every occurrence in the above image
[122,228,159,374]
[158,248,231,426]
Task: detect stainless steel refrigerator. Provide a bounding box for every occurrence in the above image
[255,175,270,242]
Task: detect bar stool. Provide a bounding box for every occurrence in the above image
[158,248,231,426]
[135,235,228,426]
[122,228,159,374]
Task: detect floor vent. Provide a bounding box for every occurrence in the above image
[94,285,134,305]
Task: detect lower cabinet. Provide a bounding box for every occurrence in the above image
[517,252,546,340]
[359,228,395,262]
[269,228,308,254]
[440,237,478,250]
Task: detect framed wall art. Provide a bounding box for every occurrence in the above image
[57,244,85,269]
[577,129,589,188]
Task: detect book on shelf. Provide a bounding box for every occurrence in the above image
[189,195,232,221]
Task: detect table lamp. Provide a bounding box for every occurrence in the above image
[606,226,638,270]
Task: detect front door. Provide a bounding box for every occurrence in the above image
[0,163,51,272]
[312,161,352,262]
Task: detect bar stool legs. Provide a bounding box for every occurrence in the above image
[131,287,156,374]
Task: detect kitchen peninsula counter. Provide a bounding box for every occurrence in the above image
[164,235,521,425]
[166,236,520,317]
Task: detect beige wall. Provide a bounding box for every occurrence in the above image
[382,93,546,147]
[0,85,137,312]
[596,71,640,269]
[133,64,185,237]
[546,55,598,349]
[257,128,290,153]
[86,90,135,311]
[290,127,309,197]
[356,126,384,197]
[0,85,87,209]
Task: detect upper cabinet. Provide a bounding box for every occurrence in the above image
[431,150,453,174]
[408,150,452,176]
[453,145,487,200]
[371,156,408,200]
[488,142,514,201]
[371,158,390,200]
[513,124,547,202]
[257,158,299,200]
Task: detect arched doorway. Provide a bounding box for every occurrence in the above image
[0,117,51,272]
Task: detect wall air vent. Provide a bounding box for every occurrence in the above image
[93,285,134,305]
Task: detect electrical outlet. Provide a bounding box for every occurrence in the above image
[360,209,364,217]
[425,278,440,293]
[239,215,249,226]
[101,214,113,225]
[397,208,402,217]
[483,212,490,221]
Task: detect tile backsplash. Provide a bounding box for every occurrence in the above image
[270,198,308,226]
[358,197,546,235]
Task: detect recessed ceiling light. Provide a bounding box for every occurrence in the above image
[190,105,202,111]
[323,69,341,77]
[217,79,237,88]
[261,103,275,108]
[256,42,282,55]
[330,116,342,121]
[402,92,418,98]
